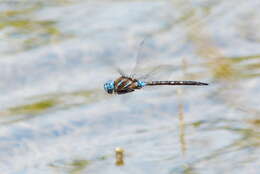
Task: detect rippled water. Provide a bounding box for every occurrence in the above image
[0,0,259,173]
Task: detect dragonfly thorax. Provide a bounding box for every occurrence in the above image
[104,76,147,95]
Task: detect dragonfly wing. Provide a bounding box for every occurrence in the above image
[129,39,146,78]
[116,67,128,77]
[137,64,176,81]
[129,39,176,81]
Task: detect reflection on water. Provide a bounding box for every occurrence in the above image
[178,101,187,156]
[0,0,260,173]
[115,147,125,166]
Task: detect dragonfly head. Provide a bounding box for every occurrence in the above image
[137,80,146,88]
[104,80,115,94]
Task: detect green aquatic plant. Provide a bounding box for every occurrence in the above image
[70,160,91,174]
[0,5,71,54]
[0,88,105,125]
[8,99,57,115]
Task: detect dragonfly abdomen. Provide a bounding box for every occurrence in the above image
[146,81,208,86]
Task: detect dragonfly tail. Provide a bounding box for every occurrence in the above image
[146,81,208,86]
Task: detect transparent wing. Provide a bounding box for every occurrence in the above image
[105,38,176,81]
[130,39,146,78]
[103,40,145,77]
[116,67,128,77]
[137,64,176,82]
[129,39,176,82]
[102,44,129,77]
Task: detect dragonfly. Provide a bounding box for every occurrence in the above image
[104,41,208,95]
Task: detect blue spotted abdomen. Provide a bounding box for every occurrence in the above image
[146,81,208,86]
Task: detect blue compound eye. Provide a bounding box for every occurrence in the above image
[104,80,114,94]
[137,80,146,88]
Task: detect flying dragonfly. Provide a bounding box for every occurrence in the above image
[104,41,208,95]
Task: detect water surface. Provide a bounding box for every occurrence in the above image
[0,0,259,173]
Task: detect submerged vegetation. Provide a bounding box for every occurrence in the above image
[0,3,72,54]
[0,89,104,124]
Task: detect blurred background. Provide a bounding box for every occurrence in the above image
[0,0,259,173]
